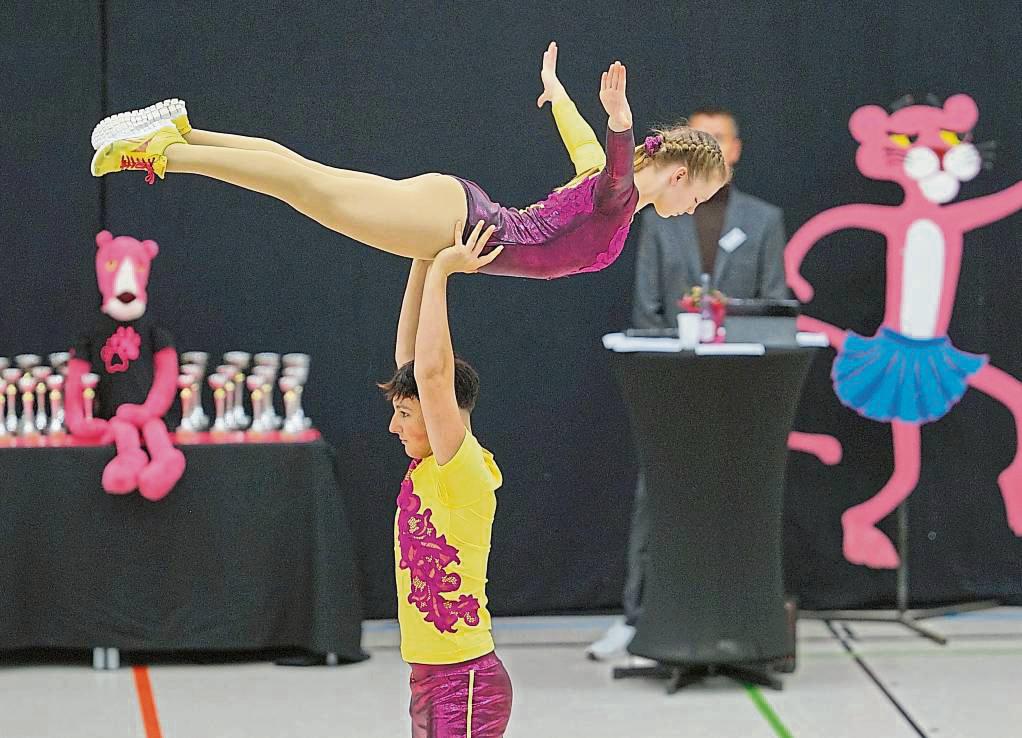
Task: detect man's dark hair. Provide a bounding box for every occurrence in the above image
[689,106,740,136]
[379,358,480,411]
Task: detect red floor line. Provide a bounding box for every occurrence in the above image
[132,666,165,738]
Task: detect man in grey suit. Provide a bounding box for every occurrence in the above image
[632,107,789,330]
[588,107,789,660]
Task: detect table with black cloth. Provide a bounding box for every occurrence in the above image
[0,438,365,663]
[608,347,814,691]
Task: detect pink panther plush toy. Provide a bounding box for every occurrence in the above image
[65,230,186,501]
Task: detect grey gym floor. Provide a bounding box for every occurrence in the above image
[1,608,1019,737]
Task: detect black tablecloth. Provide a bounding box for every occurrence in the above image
[610,348,814,665]
[0,440,365,661]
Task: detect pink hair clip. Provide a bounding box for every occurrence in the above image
[644,135,664,157]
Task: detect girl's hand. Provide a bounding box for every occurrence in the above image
[600,60,632,132]
[433,221,503,276]
[536,41,567,108]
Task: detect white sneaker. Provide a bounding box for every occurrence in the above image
[586,618,636,661]
[91,99,190,150]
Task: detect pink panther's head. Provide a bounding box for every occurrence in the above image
[849,94,982,204]
[94,230,159,322]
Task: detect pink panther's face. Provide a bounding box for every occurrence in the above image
[94,230,159,322]
[849,94,982,204]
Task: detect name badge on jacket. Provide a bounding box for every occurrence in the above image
[719,227,748,253]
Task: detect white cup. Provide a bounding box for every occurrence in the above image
[677,312,701,350]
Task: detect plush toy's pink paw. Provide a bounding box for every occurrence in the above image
[999,465,1022,536]
[102,449,149,494]
[842,511,900,569]
[137,448,186,502]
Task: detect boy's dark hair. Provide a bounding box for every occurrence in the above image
[379,358,480,411]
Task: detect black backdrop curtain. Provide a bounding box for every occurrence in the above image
[4,2,1021,617]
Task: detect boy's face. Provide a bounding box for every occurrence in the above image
[389,396,432,460]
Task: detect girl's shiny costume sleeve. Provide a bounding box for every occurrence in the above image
[594,126,636,214]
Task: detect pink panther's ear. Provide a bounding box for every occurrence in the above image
[848,105,889,143]
[943,94,979,131]
[95,230,113,249]
[140,239,159,259]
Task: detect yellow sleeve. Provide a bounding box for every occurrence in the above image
[437,432,502,508]
[551,97,607,176]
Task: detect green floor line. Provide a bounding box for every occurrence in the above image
[745,684,794,738]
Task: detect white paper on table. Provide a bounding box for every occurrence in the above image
[796,331,831,347]
[601,332,682,353]
[694,342,766,356]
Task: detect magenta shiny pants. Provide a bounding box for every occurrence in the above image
[409,652,512,738]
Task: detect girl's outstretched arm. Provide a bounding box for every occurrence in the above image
[537,41,606,175]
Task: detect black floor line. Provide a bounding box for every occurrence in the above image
[826,620,929,738]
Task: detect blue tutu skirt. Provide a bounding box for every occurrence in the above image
[832,327,987,424]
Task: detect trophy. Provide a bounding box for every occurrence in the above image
[246,374,271,434]
[180,362,208,431]
[14,354,41,373]
[282,353,310,371]
[254,352,280,369]
[17,375,38,436]
[48,352,71,374]
[216,365,238,430]
[279,376,306,434]
[3,368,21,434]
[46,374,66,435]
[176,373,198,433]
[223,351,251,429]
[208,373,230,433]
[282,365,311,430]
[81,373,100,424]
[181,351,209,371]
[31,366,52,434]
[252,365,281,430]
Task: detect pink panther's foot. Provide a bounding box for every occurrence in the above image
[101,449,149,494]
[137,448,186,502]
[841,510,900,569]
[998,464,1022,536]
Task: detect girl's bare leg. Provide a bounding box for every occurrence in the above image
[184,129,389,182]
[165,143,466,259]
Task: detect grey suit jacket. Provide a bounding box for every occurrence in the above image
[631,187,789,329]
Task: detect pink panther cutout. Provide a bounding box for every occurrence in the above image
[786,94,1022,568]
[397,461,482,632]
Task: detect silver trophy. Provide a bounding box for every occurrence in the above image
[252,365,281,430]
[31,366,52,434]
[223,352,251,429]
[180,363,209,431]
[15,354,41,373]
[282,353,310,371]
[81,373,100,424]
[279,376,305,434]
[282,366,311,430]
[254,352,280,369]
[216,365,238,430]
[246,374,272,434]
[181,351,209,372]
[17,375,38,436]
[46,374,66,434]
[3,368,21,434]
[176,373,198,433]
[208,373,230,433]
[48,352,71,374]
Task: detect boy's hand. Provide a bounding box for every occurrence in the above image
[433,221,503,276]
